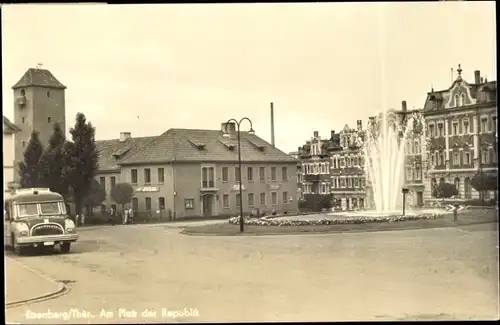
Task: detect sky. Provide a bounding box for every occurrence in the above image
[2,2,497,153]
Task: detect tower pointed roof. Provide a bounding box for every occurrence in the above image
[12,67,66,89]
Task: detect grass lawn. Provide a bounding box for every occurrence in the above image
[181,209,498,236]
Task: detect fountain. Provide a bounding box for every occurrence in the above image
[362,110,421,214]
[325,109,440,220]
[256,108,445,226]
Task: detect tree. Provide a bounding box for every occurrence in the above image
[432,182,458,202]
[39,123,70,198]
[18,130,44,188]
[300,193,333,212]
[82,179,106,210]
[110,183,134,212]
[67,113,99,214]
[470,172,498,203]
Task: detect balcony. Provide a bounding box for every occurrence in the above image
[200,180,218,192]
[16,96,26,107]
[304,174,321,182]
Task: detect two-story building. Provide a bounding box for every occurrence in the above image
[423,65,497,201]
[94,132,157,214]
[329,122,367,210]
[3,116,21,192]
[95,122,299,219]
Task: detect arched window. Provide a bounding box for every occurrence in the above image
[455,94,460,107]
[461,93,466,106]
[439,177,445,184]
[454,177,460,197]
[20,89,25,96]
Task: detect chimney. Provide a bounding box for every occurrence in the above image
[401,100,407,112]
[356,120,362,131]
[313,131,319,138]
[474,70,481,84]
[270,102,275,147]
[119,132,131,142]
[221,122,236,134]
[330,130,335,138]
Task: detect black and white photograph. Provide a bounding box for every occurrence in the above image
[2,2,498,323]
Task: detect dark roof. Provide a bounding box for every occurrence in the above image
[118,129,297,165]
[12,68,66,89]
[3,116,21,134]
[8,192,63,203]
[95,136,158,171]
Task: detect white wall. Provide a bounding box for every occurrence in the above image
[3,133,15,190]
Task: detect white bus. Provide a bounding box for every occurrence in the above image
[4,188,78,255]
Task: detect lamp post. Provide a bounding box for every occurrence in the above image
[401,187,409,216]
[225,117,254,233]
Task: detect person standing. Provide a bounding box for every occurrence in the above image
[123,208,129,225]
[129,208,134,224]
[109,207,116,226]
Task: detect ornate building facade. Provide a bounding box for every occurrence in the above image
[297,131,333,197]
[329,122,367,210]
[423,65,497,201]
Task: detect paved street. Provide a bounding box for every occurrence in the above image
[5,221,499,323]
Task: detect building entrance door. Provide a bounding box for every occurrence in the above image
[202,195,213,217]
[416,192,423,207]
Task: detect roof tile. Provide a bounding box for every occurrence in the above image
[96,136,158,171]
[118,129,297,165]
[12,68,66,89]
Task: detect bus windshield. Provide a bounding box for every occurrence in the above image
[40,202,62,215]
[16,202,63,218]
[17,204,39,218]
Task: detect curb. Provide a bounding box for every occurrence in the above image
[180,220,498,237]
[5,258,70,308]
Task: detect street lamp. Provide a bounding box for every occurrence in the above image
[225,117,254,233]
[401,187,409,216]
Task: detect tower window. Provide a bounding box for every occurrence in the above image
[22,117,25,124]
[22,141,26,148]
[47,91,50,98]
[20,89,25,96]
[48,117,52,123]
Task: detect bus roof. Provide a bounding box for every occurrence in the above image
[4,189,64,204]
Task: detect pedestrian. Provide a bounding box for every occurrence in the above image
[75,214,80,227]
[81,213,86,226]
[109,208,116,226]
[123,209,129,225]
[129,208,134,224]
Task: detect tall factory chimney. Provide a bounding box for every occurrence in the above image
[270,102,275,147]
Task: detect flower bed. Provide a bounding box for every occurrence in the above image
[228,213,444,226]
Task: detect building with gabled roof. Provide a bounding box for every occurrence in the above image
[422,64,497,202]
[95,122,298,219]
[3,116,21,191]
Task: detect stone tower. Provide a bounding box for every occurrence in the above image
[12,66,66,179]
